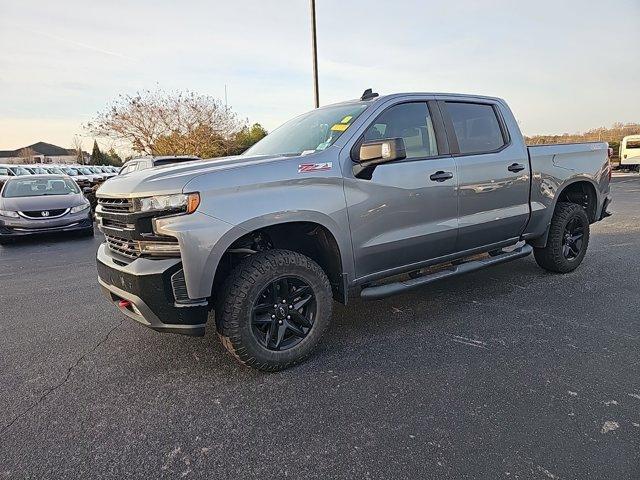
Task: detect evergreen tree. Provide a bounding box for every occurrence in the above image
[106,148,123,166]
[90,140,105,165]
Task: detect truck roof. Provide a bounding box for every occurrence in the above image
[330,91,505,108]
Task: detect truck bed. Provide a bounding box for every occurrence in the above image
[524,141,610,241]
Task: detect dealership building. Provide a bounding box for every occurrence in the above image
[0,142,89,165]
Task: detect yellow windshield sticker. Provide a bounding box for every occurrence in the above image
[331,123,349,132]
[340,115,353,124]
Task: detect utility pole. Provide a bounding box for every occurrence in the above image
[310,0,319,108]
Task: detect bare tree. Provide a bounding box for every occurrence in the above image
[72,136,85,164]
[86,88,245,158]
[17,147,37,164]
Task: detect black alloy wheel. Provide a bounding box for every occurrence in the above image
[562,217,584,260]
[216,249,333,371]
[533,202,590,273]
[252,276,316,351]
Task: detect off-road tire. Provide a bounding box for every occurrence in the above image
[533,202,590,273]
[216,249,332,371]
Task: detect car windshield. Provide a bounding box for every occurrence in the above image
[3,177,80,198]
[64,168,79,176]
[47,167,65,174]
[10,166,31,175]
[244,103,369,157]
[0,167,11,175]
[78,167,93,175]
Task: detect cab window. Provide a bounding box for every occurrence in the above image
[445,102,506,154]
[120,162,137,174]
[363,102,438,159]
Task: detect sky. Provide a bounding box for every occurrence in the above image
[0,0,638,151]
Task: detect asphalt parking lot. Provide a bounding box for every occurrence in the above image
[1,176,638,479]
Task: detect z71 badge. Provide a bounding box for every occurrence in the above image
[298,162,332,173]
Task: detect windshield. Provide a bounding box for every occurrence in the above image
[10,166,31,176]
[3,177,81,198]
[244,103,369,157]
[78,167,93,175]
[47,167,65,174]
[63,168,79,176]
[0,167,11,176]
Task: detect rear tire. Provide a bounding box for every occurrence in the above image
[216,249,333,371]
[533,202,590,273]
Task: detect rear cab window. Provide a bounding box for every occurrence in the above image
[445,102,507,154]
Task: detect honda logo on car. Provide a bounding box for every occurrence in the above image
[41,211,50,217]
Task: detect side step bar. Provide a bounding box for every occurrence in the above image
[360,244,533,300]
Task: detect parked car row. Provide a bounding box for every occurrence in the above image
[0,157,203,245]
[0,163,119,190]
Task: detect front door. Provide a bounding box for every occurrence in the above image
[344,101,458,280]
[439,100,530,251]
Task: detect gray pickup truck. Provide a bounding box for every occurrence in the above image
[95,90,612,371]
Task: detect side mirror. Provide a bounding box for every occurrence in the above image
[359,138,406,164]
[354,138,406,178]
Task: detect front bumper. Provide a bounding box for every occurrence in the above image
[96,244,209,336]
[0,212,93,238]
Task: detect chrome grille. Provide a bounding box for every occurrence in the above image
[19,208,69,219]
[102,217,134,231]
[98,197,133,213]
[104,234,140,259]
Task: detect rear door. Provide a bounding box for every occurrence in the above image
[439,99,530,251]
[344,99,458,280]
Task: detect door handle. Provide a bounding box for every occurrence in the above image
[429,171,454,182]
[507,163,525,173]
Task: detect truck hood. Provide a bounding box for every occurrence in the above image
[97,154,294,198]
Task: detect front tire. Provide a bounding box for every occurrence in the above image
[216,249,333,371]
[533,202,590,273]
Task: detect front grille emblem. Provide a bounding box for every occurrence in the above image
[41,211,50,217]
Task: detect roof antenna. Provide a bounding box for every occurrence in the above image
[360,88,379,101]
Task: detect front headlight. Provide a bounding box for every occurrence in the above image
[134,193,200,214]
[0,210,19,218]
[70,204,90,214]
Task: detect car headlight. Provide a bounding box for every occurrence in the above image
[0,210,19,218]
[70,204,90,214]
[134,193,200,214]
